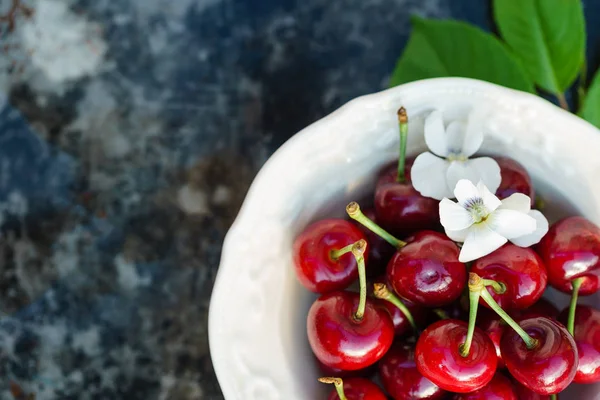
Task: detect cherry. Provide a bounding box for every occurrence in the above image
[293,219,367,293]
[494,156,535,203]
[476,309,507,368]
[379,342,446,400]
[470,244,547,311]
[347,202,466,308]
[537,216,600,296]
[307,242,394,370]
[373,107,440,237]
[315,357,375,380]
[387,230,466,307]
[558,304,600,383]
[319,377,387,400]
[415,319,497,393]
[353,208,395,277]
[451,373,517,400]
[500,316,578,395]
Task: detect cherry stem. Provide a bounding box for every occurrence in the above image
[567,277,583,336]
[479,284,538,350]
[352,240,368,321]
[346,202,406,248]
[318,377,347,400]
[396,107,408,183]
[460,281,481,357]
[373,282,418,332]
[433,309,449,320]
[550,394,557,400]
[481,278,506,295]
[330,242,358,261]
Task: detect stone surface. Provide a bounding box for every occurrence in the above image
[0,0,597,398]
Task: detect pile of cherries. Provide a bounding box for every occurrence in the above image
[292,108,600,399]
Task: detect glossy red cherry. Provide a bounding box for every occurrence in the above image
[500,316,578,394]
[320,377,387,400]
[374,108,440,238]
[315,357,375,379]
[537,216,600,295]
[511,379,551,400]
[307,291,394,370]
[415,319,497,393]
[379,342,446,400]
[374,161,440,238]
[387,231,466,307]
[512,297,559,321]
[471,244,547,310]
[293,219,367,293]
[494,156,534,203]
[476,309,506,368]
[451,373,517,400]
[558,304,600,383]
[353,208,395,277]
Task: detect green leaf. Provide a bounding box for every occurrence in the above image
[390,17,534,93]
[493,0,585,94]
[580,69,600,128]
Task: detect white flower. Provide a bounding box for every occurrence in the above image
[411,109,501,200]
[440,179,549,263]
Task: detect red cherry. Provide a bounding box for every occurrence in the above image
[511,378,552,400]
[451,373,517,400]
[476,309,507,368]
[379,342,446,400]
[500,316,578,394]
[415,319,497,393]
[307,291,394,370]
[537,216,600,295]
[374,161,440,238]
[353,208,395,277]
[512,297,559,321]
[471,244,547,310]
[293,219,367,293]
[320,377,387,400]
[387,231,466,307]
[558,304,600,383]
[494,156,535,203]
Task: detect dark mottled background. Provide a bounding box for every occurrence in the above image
[0,0,599,399]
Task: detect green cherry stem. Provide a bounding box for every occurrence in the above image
[397,107,408,183]
[330,241,359,261]
[470,273,538,350]
[346,202,407,248]
[433,309,450,320]
[550,394,557,400]
[460,274,482,357]
[481,278,506,295]
[318,377,347,400]
[567,277,584,336]
[373,282,418,332]
[352,240,368,321]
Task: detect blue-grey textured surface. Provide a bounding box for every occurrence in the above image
[0,0,597,398]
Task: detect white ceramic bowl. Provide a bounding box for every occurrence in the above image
[209,77,600,400]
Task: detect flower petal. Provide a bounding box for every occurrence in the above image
[424,111,448,157]
[477,181,502,212]
[445,228,469,242]
[411,152,453,200]
[462,108,487,157]
[445,121,467,154]
[459,223,507,263]
[447,157,501,195]
[439,198,473,231]
[499,193,531,213]
[489,209,536,239]
[453,179,480,207]
[510,210,549,247]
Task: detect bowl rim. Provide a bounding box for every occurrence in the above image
[208,77,600,400]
